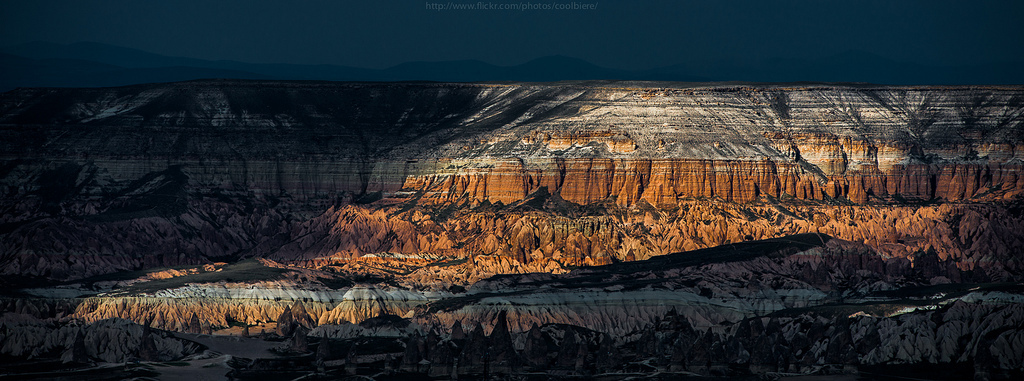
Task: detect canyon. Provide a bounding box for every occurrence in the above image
[1,80,1022,380]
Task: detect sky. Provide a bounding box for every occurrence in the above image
[1,0,1022,70]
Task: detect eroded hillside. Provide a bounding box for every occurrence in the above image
[1,80,1021,280]
[1,80,1023,379]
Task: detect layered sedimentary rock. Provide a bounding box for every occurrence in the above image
[397,86,1024,206]
[3,80,1023,380]
[405,157,1023,206]
[67,285,431,331]
[263,199,1024,281]
[3,234,1021,379]
[2,81,1022,281]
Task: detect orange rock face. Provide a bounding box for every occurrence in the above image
[404,158,1023,206]
[265,198,1024,282]
[2,81,1023,282]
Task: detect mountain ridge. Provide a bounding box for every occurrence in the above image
[3,41,1022,92]
[2,79,1023,380]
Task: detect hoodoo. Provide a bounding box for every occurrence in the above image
[2,80,1022,380]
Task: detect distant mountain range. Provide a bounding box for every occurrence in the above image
[1,41,1021,91]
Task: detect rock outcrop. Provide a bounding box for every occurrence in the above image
[67,285,430,332]
[405,158,1024,206]
[311,299,1023,378]
[2,81,1023,280]
[3,80,1022,380]
[3,233,1022,379]
[267,200,1024,281]
[0,316,202,363]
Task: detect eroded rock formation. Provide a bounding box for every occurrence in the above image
[2,81,1022,281]
[2,80,1023,379]
[0,315,201,363]
[267,200,1024,281]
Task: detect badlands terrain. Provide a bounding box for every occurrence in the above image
[1,80,1023,380]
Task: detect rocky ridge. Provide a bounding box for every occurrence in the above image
[2,81,1023,281]
[2,80,1023,379]
[2,234,1022,379]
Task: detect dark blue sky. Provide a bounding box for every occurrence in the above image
[2,0,1021,70]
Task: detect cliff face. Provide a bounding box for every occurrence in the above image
[399,86,1023,206]
[1,81,1022,280]
[404,158,1023,205]
[3,81,1022,380]
[3,82,1021,205]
